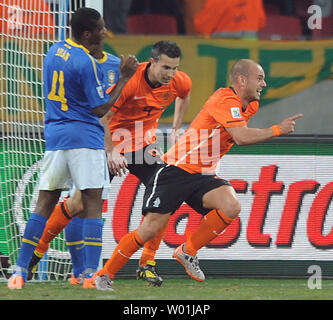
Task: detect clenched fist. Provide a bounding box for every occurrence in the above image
[119,54,139,81]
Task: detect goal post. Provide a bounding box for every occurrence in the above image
[0,0,87,281]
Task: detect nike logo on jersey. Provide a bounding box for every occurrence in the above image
[134,96,146,100]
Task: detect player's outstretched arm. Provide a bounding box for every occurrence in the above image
[226,113,303,146]
[92,55,139,118]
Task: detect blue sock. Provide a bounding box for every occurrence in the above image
[16,213,47,279]
[83,218,103,275]
[65,217,85,278]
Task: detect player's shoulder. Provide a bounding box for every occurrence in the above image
[111,62,146,98]
[105,52,121,63]
[125,61,147,84]
[137,61,149,72]
[216,87,241,104]
[60,39,93,61]
[122,61,147,82]
[204,87,241,112]
[209,87,238,101]
[46,40,65,54]
[174,70,191,82]
[171,70,192,89]
[247,100,259,114]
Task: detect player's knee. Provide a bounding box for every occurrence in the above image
[137,223,159,243]
[139,212,169,242]
[67,197,84,216]
[217,197,241,220]
[35,190,62,217]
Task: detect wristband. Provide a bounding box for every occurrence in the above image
[272,125,282,136]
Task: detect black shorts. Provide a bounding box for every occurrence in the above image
[109,144,164,186]
[142,164,232,216]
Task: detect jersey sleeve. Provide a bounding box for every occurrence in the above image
[81,55,110,108]
[173,71,192,99]
[207,92,247,128]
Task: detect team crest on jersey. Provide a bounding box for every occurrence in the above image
[152,197,161,207]
[230,107,242,119]
[108,71,116,84]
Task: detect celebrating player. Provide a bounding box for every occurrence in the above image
[91,59,302,290]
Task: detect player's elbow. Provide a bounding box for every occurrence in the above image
[233,136,249,146]
[92,106,107,118]
[227,126,252,146]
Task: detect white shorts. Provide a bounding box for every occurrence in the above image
[38,148,110,192]
[59,184,109,201]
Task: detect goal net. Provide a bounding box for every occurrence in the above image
[0,0,86,281]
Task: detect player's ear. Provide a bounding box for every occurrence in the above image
[239,74,247,87]
[82,30,90,40]
[149,57,156,65]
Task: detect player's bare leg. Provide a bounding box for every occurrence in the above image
[174,185,240,281]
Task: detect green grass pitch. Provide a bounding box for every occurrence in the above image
[1,277,333,300]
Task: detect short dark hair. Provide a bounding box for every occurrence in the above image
[151,40,181,61]
[70,7,101,39]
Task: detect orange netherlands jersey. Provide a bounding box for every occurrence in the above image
[194,0,266,35]
[0,0,55,36]
[162,87,259,174]
[106,62,191,153]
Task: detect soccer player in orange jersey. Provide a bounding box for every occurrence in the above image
[92,59,302,290]
[28,40,191,287]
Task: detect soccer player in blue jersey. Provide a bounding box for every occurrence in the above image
[26,42,124,286]
[7,7,138,290]
[63,44,123,286]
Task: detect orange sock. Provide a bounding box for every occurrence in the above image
[99,230,143,279]
[139,224,167,266]
[184,209,233,256]
[35,200,72,254]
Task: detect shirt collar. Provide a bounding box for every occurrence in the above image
[65,38,90,54]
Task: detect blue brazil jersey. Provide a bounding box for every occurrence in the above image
[97,51,120,88]
[43,39,113,151]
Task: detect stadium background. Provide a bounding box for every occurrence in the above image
[1,0,333,281]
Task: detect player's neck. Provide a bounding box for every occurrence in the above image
[230,86,249,111]
[145,63,162,88]
[71,37,93,53]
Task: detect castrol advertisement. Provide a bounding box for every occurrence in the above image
[101,154,333,261]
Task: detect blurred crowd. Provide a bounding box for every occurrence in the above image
[2,0,331,39]
[104,0,333,39]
